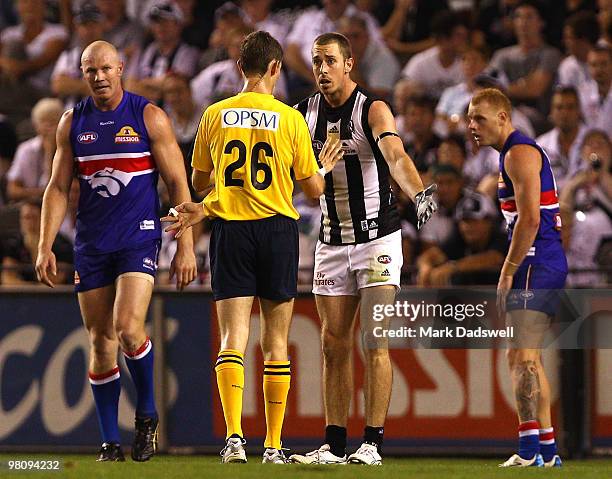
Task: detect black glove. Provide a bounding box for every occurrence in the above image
[415,184,438,229]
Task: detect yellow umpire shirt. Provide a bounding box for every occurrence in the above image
[192,92,319,221]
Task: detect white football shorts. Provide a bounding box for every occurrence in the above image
[312,230,403,296]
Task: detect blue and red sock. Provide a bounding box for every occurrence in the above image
[124,337,157,419]
[539,427,557,462]
[89,366,121,444]
[518,420,540,460]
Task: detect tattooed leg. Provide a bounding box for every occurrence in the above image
[512,358,541,421]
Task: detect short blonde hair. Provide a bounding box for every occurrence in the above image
[31,98,63,126]
[471,88,512,115]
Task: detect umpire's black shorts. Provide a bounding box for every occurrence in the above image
[209,214,299,301]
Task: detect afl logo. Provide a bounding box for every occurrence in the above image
[377,255,392,264]
[520,290,535,301]
[312,140,324,152]
[78,131,98,144]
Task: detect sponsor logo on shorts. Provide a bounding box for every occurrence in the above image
[520,290,535,300]
[377,255,392,264]
[381,269,391,277]
[139,220,155,230]
[143,257,156,271]
[74,271,80,285]
[115,125,140,143]
[314,271,335,286]
[77,131,98,144]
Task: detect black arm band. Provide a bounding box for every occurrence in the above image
[374,131,400,144]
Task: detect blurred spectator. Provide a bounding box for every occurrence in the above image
[337,13,400,100]
[537,86,588,189]
[560,129,612,286]
[354,0,395,26]
[437,134,467,173]
[488,0,562,132]
[0,115,17,206]
[174,0,211,49]
[399,10,467,100]
[0,0,68,91]
[473,0,520,51]
[559,11,600,89]
[398,94,441,173]
[418,164,465,248]
[0,0,68,122]
[199,1,248,69]
[579,44,612,133]
[241,0,290,46]
[1,200,73,285]
[127,1,200,103]
[381,0,446,60]
[191,26,288,111]
[391,182,418,277]
[547,0,598,49]
[285,0,382,86]
[51,3,105,109]
[161,72,201,200]
[97,0,144,67]
[6,98,63,202]
[294,191,320,284]
[416,191,505,286]
[436,45,490,135]
[600,0,612,43]
[162,73,199,153]
[0,0,17,31]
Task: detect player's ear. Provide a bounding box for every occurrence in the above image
[269,59,281,77]
[117,61,124,76]
[344,56,354,74]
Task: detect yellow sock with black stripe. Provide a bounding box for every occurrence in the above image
[215,349,244,439]
[263,360,291,449]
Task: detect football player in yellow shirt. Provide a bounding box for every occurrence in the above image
[163,31,342,464]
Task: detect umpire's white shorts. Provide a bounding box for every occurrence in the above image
[312,230,403,296]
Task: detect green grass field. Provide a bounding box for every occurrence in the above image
[1,455,611,479]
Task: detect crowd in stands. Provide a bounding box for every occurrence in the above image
[0,0,610,288]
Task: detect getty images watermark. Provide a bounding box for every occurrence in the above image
[360,288,612,350]
[370,300,514,340]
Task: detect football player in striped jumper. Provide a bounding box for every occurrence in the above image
[290,32,437,465]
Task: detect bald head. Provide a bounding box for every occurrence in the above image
[81,40,120,66]
[81,41,124,108]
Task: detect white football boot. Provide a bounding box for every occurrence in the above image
[499,453,544,467]
[220,436,247,463]
[289,444,347,464]
[543,455,563,468]
[262,448,290,464]
[347,443,382,465]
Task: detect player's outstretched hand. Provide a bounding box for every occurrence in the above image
[169,247,197,291]
[161,202,206,239]
[35,248,57,288]
[415,183,438,229]
[319,137,344,174]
